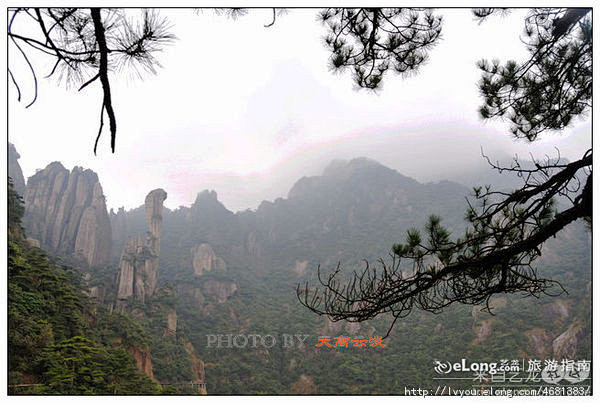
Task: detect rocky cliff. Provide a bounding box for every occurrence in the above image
[166,309,177,335]
[190,243,227,275]
[552,323,586,360]
[146,189,167,255]
[116,189,167,307]
[109,206,143,262]
[23,162,111,267]
[8,142,26,196]
[128,345,155,380]
[184,341,206,384]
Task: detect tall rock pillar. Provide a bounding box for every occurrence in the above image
[143,188,167,298]
[116,188,167,309]
[145,189,166,255]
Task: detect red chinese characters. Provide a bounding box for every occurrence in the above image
[315,335,386,348]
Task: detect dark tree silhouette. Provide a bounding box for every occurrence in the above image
[298,8,592,336]
[206,7,287,27]
[8,8,174,154]
[477,8,591,140]
[212,8,442,89]
[319,8,442,89]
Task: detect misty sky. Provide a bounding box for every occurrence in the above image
[7,8,592,212]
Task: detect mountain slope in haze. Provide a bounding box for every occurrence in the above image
[111,157,471,280]
[105,156,589,393]
[13,150,591,394]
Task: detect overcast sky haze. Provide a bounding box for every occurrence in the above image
[7,8,592,211]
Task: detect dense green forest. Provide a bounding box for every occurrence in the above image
[8,182,160,395]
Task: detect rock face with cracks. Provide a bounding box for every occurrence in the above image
[116,189,167,308]
[23,161,111,267]
[8,142,26,196]
[191,243,227,275]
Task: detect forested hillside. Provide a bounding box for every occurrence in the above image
[8,181,160,395]
[9,154,591,394]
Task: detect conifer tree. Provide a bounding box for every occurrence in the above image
[299,8,592,335]
[8,8,174,153]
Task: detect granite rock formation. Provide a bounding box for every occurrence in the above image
[23,162,111,267]
[109,206,140,261]
[116,189,167,308]
[166,309,178,335]
[145,189,167,254]
[543,300,570,322]
[184,341,207,394]
[128,345,155,380]
[25,237,40,248]
[8,142,26,196]
[191,243,226,275]
[110,335,154,380]
[553,323,585,359]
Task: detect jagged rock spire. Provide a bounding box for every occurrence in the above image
[116,188,167,308]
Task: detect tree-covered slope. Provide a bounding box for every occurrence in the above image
[13,156,591,394]
[8,182,159,395]
[109,158,591,394]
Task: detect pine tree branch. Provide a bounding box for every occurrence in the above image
[91,8,117,153]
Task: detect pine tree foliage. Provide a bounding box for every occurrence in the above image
[37,336,157,394]
[319,8,442,89]
[8,178,25,237]
[476,8,592,140]
[299,8,592,334]
[8,183,159,394]
[8,8,175,153]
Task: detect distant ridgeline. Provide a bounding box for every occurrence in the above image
[8,144,591,394]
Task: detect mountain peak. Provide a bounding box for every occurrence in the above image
[288,157,418,200]
[194,189,218,203]
[323,157,388,176]
[191,189,233,216]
